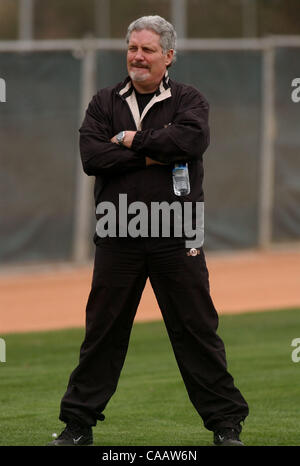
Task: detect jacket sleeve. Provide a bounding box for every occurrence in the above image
[79,91,146,176]
[131,88,210,163]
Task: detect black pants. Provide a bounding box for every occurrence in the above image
[59,236,249,431]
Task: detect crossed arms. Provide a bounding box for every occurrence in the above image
[79,88,209,176]
[110,131,162,167]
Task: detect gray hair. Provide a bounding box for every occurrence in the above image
[126,15,177,66]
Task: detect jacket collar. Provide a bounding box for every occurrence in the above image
[118,71,172,130]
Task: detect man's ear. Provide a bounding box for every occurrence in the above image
[165,49,174,67]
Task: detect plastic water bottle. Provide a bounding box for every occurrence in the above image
[172,163,190,196]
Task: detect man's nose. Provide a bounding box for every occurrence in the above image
[134,49,145,61]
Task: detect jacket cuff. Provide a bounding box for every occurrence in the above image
[131,131,143,152]
[134,152,146,169]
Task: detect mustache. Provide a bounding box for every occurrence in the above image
[130,63,150,69]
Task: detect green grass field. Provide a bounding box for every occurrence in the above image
[1,308,299,446]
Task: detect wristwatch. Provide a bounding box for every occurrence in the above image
[116,131,126,145]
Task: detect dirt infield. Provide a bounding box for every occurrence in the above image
[1,248,300,334]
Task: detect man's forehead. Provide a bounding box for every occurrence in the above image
[128,29,161,47]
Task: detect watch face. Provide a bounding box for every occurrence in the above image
[117,131,125,143]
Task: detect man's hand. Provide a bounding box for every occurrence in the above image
[145,157,168,166]
[110,131,136,149]
[110,132,168,167]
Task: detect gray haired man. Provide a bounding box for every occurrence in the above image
[49,15,249,447]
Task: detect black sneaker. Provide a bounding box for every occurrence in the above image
[213,427,244,446]
[48,420,93,446]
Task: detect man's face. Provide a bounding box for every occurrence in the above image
[127,29,173,90]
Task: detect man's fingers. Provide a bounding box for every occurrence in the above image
[146,157,167,166]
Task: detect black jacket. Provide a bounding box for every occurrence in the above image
[79,71,210,235]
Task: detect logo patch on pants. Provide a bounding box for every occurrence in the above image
[186,248,200,257]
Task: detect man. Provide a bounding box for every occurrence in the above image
[49,15,249,447]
